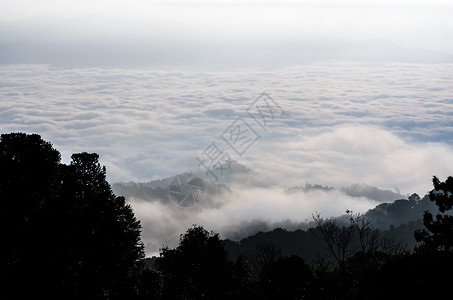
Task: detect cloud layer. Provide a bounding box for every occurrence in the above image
[2,62,452,192]
[128,187,382,255]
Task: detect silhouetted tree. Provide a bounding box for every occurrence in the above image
[55,152,144,298]
[347,210,403,254]
[129,261,163,300]
[228,255,257,300]
[259,255,312,300]
[310,211,404,267]
[0,133,145,299]
[310,212,355,265]
[249,243,281,278]
[0,133,62,297]
[415,176,453,252]
[157,225,232,300]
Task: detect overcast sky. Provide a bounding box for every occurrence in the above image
[1,0,453,66]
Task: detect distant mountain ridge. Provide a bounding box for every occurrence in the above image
[284,182,405,203]
[112,173,232,207]
[112,161,248,206]
[223,195,436,263]
[365,194,438,230]
[114,164,407,206]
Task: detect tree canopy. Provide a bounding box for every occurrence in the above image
[0,133,144,299]
[157,225,232,300]
[415,176,453,252]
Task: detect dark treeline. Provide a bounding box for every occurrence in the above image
[0,133,145,299]
[1,133,453,299]
[223,218,424,265]
[223,195,438,263]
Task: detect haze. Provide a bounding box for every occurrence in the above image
[1,0,453,66]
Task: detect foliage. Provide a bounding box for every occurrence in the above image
[310,211,404,266]
[157,225,243,300]
[415,176,453,252]
[0,133,145,298]
[249,243,281,277]
[258,255,312,300]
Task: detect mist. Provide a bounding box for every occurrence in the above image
[127,183,383,255]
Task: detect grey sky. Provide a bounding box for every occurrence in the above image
[1,0,453,66]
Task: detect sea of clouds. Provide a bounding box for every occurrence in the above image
[2,62,453,253]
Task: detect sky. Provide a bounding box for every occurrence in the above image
[1,0,453,66]
[1,0,453,253]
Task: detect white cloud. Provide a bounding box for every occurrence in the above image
[1,62,453,194]
[244,125,453,194]
[128,187,380,255]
